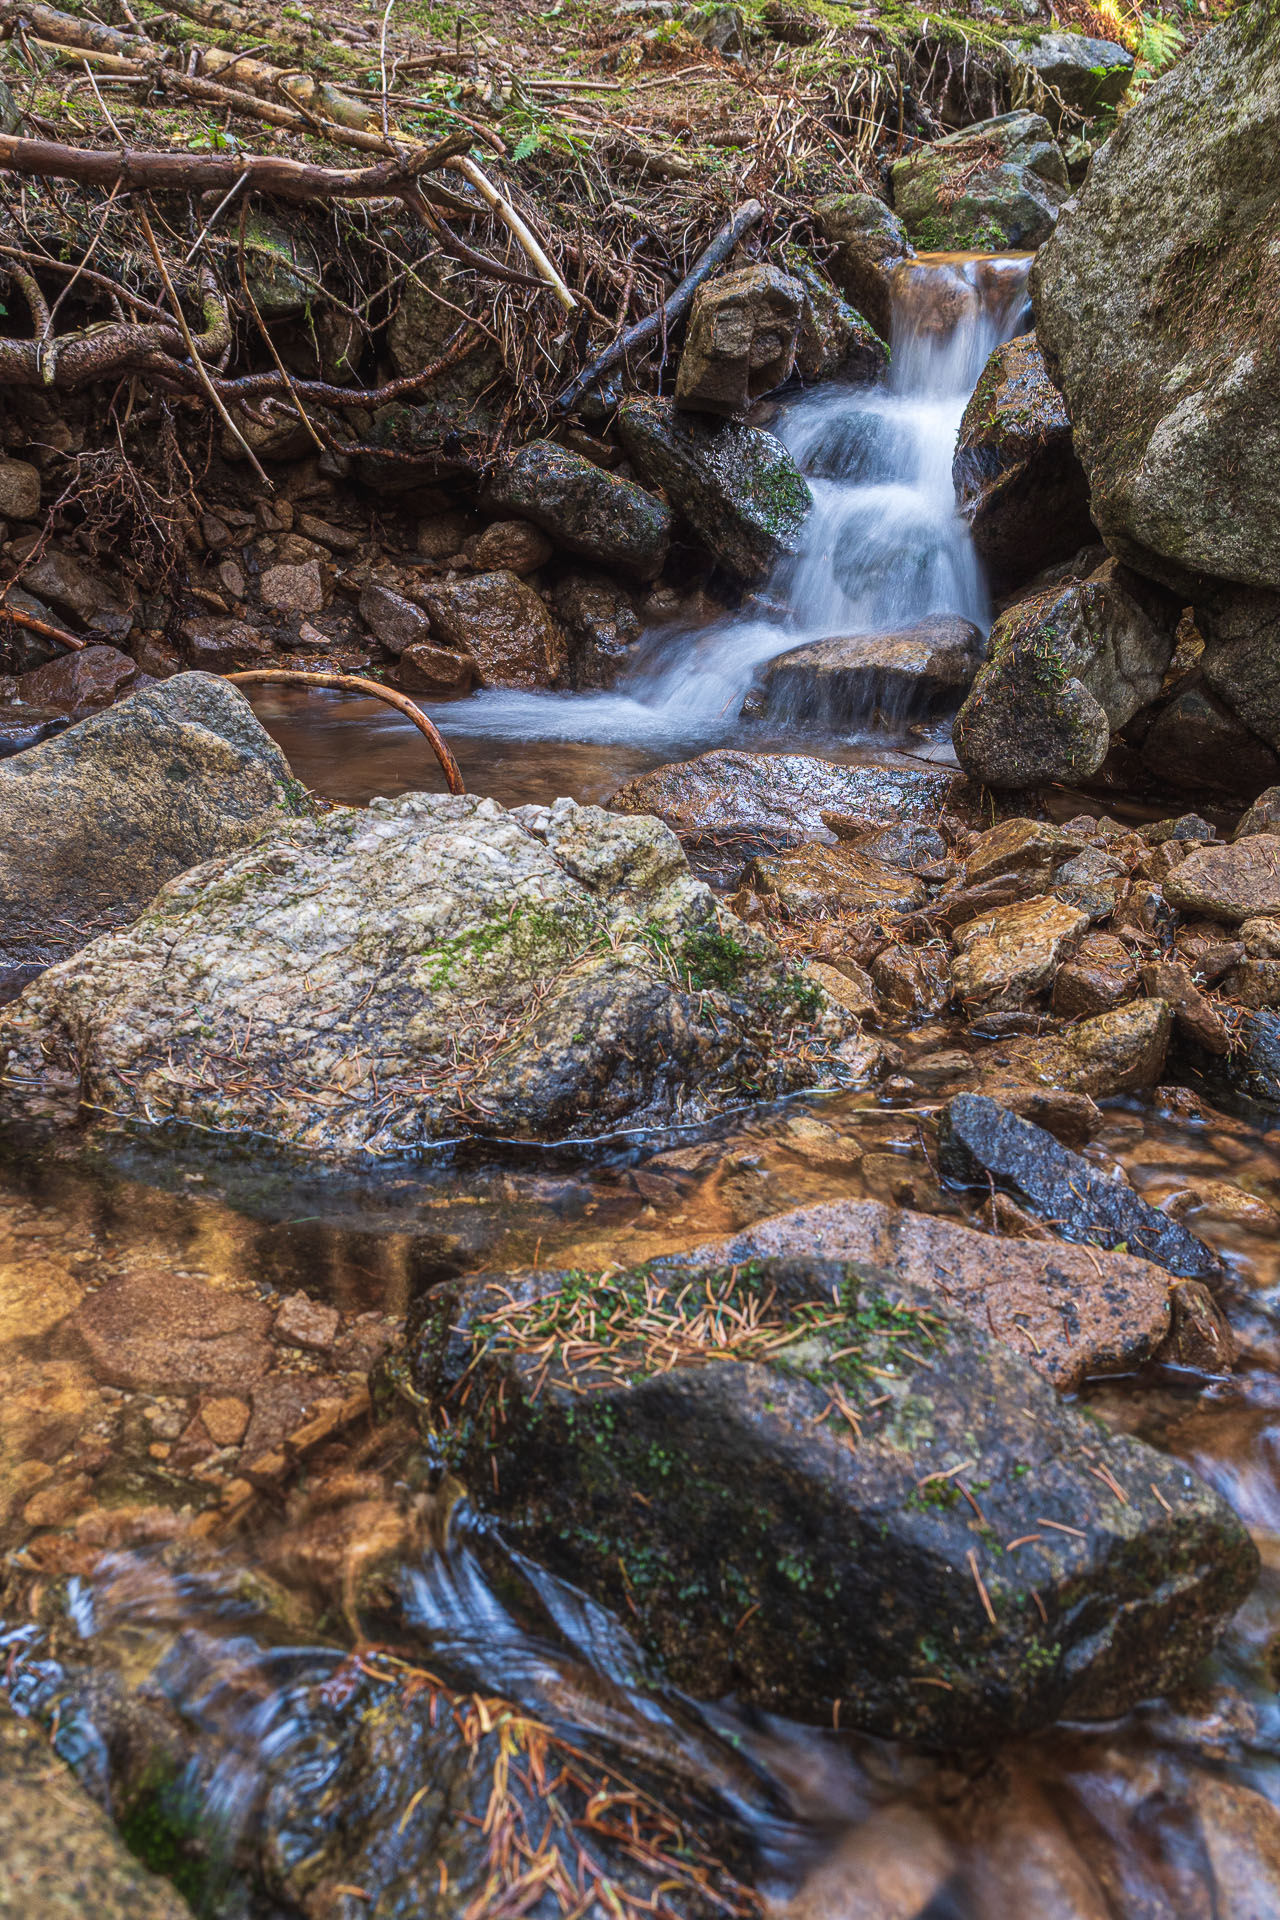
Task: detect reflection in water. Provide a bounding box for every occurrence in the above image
[3,1093,1280,1913]
[249,254,1032,810]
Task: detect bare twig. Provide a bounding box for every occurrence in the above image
[227,670,466,795]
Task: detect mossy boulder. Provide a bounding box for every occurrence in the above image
[892,111,1070,252]
[1032,4,1280,597]
[782,245,890,384]
[617,398,812,585]
[954,332,1095,592]
[1004,30,1133,122]
[0,794,852,1154]
[483,439,671,579]
[953,558,1178,787]
[813,193,913,339]
[399,1252,1257,1743]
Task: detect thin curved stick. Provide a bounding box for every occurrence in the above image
[226,668,466,795]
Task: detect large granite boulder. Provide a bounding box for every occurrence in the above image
[1034,3,1280,751]
[1034,4,1280,596]
[617,399,811,585]
[813,193,914,339]
[891,111,1070,252]
[675,263,805,416]
[0,673,301,981]
[402,1250,1255,1743]
[482,440,671,580]
[0,795,851,1153]
[953,333,1095,593]
[953,559,1178,787]
[745,617,984,727]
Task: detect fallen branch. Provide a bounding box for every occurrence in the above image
[553,197,764,411]
[446,155,578,314]
[211,322,480,405]
[0,128,471,203]
[226,670,466,795]
[0,602,86,651]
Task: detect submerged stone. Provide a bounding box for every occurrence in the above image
[938,1093,1222,1282]
[0,794,851,1154]
[403,1252,1253,1743]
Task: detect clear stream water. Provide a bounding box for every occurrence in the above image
[10,258,1280,1917]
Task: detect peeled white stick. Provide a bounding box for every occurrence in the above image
[447,154,578,313]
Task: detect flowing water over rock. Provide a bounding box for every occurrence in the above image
[250,254,1032,804]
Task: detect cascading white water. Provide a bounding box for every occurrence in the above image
[424,252,1033,754]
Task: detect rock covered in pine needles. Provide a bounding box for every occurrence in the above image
[398,1253,1256,1744]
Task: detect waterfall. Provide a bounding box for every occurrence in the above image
[422,253,1033,754]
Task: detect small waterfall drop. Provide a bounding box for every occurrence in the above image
[405,254,1029,760]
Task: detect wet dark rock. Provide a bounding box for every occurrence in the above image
[394,642,476,694]
[1165,836,1280,923]
[738,842,927,920]
[953,333,1094,593]
[746,617,983,727]
[1004,30,1133,118]
[20,549,132,640]
[963,817,1087,891]
[6,1569,753,1920]
[0,1698,193,1919]
[419,570,569,689]
[951,895,1088,1011]
[1223,958,1280,1010]
[462,518,553,575]
[995,998,1172,1100]
[1235,787,1280,840]
[783,245,890,384]
[813,193,914,339]
[406,1250,1252,1742]
[1033,6,1280,600]
[870,942,950,1015]
[16,644,137,717]
[938,1093,1222,1282]
[1194,1008,1280,1117]
[357,581,432,654]
[954,559,1178,788]
[0,702,68,757]
[1051,930,1141,1018]
[675,264,805,416]
[178,616,275,672]
[484,440,671,580]
[552,571,643,690]
[608,749,967,855]
[0,673,300,971]
[617,398,811,586]
[1141,958,1232,1053]
[1137,682,1280,803]
[0,795,851,1152]
[891,111,1069,252]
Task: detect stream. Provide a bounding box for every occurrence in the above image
[7,256,1280,1917]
